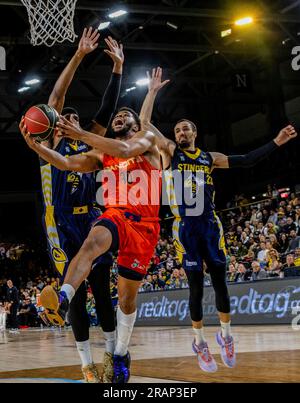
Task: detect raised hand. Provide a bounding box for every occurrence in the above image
[147,67,170,94]
[78,27,100,56]
[274,125,298,146]
[57,115,84,140]
[104,36,124,66]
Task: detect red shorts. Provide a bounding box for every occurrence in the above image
[95,208,160,277]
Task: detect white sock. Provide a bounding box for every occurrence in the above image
[220,320,232,338]
[60,284,75,303]
[103,330,117,354]
[76,340,93,367]
[193,327,206,345]
[114,308,137,357]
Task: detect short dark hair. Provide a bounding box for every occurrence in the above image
[62,107,79,117]
[175,119,197,133]
[118,107,141,130]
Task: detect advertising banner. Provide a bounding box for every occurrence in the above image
[136,278,300,326]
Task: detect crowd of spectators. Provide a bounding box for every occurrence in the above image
[220,186,300,282]
[0,185,300,329]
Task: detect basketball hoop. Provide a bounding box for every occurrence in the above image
[21,0,78,47]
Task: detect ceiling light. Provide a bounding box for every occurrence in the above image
[25,78,40,85]
[235,17,253,26]
[98,22,111,30]
[166,21,178,30]
[126,86,136,92]
[18,86,30,93]
[108,10,127,19]
[221,28,232,38]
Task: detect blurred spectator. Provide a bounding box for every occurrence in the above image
[284,217,297,234]
[6,280,19,331]
[283,254,300,277]
[283,254,296,269]
[235,264,251,282]
[266,249,282,277]
[278,233,289,253]
[257,242,268,263]
[287,230,300,252]
[250,261,268,281]
[18,297,39,327]
[227,264,237,282]
[140,275,154,292]
[294,247,300,266]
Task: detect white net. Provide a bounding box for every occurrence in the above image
[21,0,78,47]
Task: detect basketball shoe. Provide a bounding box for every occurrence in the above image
[113,352,131,383]
[101,352,114,383]
[216,331,236,368]
[39,285,69,327]
[82,363,101,383]
[192,340,218,372]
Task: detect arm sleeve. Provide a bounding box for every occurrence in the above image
[228,140,279,168]
[93,72,122,128]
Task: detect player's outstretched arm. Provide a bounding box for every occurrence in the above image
[211,125,297,169]
[139,67,170,123]
[48,27,100,114]
[139,67,174,156]
[90,36,124,136]
[19,118,100,172]
[57,116,155,158]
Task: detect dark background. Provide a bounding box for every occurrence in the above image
[0,0,300,240]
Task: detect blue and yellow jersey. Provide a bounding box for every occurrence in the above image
[165,146,215,218]
[39,138,102,277]
[40,138,97,208]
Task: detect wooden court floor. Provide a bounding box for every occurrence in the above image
[0,325,299,383]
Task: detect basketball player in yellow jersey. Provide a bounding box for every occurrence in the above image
[20,28,124,382]
[140,67,297,372]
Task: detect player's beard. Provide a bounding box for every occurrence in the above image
[179,140,191,149]
[112,123,132,138]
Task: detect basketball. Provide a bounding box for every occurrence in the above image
[24,104,59,142]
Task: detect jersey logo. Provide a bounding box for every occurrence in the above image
[67,172,81,194]
[51,247,68,263]
[131,259,145,271]
[69,141,79,152]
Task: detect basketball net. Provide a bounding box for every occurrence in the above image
[21,0,78,47]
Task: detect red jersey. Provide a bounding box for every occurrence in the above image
[100,154,161,219]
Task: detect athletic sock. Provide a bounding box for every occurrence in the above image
[193,327,207,345]
[103,330,117,354]
[220,320,232,339]
[76,340,93,367]
[114,308,137,357]
[60,284,75,303]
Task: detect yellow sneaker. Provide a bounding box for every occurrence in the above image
[39,286,68,327]
[102,352,114,383]
[82,363,101,383]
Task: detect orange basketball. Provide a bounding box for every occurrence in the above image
[24,104,59,142]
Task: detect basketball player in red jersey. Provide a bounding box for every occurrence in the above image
[23,107,161,383]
